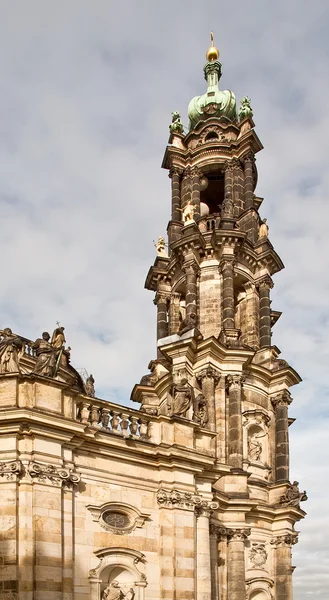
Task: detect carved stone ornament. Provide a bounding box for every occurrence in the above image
[0,327,24,374]
[193,393,208,427]
[196,366,221,387]
[169,111,184,134]
[0,460,22,480]
[87,502,149,535]
[209,523,227,539]
[28,462,81,487]
[280,481,307,507]
[226,373,245,390]
[156,488,217,514]
[85,373,95,397]
[270,533,298,547]
[249,543,268,569]
[227,528,251,542]
[271,389,292,408]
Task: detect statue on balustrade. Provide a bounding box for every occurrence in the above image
[51,326,66,348]
[154,236,168,257]
[0,327,24,374]
[169,111,184,134]
[280,481,307,507]
[193,393,208,427]
[85,373,95,397]
[168,377,194,417]
[221,191,234,219]
[102,581,134,600]
[32,332,57,377]
[179,312,197,336]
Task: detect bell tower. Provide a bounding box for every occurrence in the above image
[133,35,307,600]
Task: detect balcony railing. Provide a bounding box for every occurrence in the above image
[76,400,151,440]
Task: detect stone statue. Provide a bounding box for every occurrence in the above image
[193,393,208,427]
[168,378,194,417]
[248,433,263,461]
[51,326,66,349]
[221,192,234,218]
[179,200,196,224]
[102,581,134,600]
[154,236,168,257]
[239,96,253,121]
[85,374,95,397]
[259,218,269,239]
[32,332,57,377]
[179,312,197,336]
[0,328,24,374]
[169,111,184,134]
[280,481,307,507]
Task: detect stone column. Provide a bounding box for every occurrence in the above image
[182,167,193,209]
[272,390,292,482]
[271,534,298,600]
[226,375,244,469]
[197,367,221,432]
[232,158,244,216]
[191,167,201,220]
[224,161,234,199]
[258,276,273,348]
[243,282,260,349]
[169,292,181,334]
[170,167,182,222]
[243,151,255,209]
[184,261,198,318]
[221,259,235,331]
[154,291,169,341]
[196,502,217,600]
[226,528,250,600]
[209,524,226,600]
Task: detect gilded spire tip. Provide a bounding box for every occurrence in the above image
[206,31,219,62]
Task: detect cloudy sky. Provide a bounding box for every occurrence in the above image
[0,1,328,596]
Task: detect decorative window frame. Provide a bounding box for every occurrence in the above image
[87,502,150,535]
[89,547,147,600]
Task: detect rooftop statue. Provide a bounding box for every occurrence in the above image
[169,111,184,134]
[85,374,95,398]
[0,328,23,374]
[239,96,253,121]
[179,199,196,224]
[154,235,168,256]
[32,332,57,378]
[280,481,307,507]
[259,218,269,239]
[188,33,236,130]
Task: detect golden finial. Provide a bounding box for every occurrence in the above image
[206,31,219,62]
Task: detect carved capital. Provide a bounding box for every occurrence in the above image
[183,261,199,277]
[190,167,202,179]
[196,366,221,387]
[249,543,268,569]
[182,166,193,180]
[0,460,22,481]
[231,157,243,170]
[210,523,227,539]
[169,166,183,178]
[28,462,81,488]
[220,258,235,272]
[223,160,234,173]
[195,499,219,519]
[257,275,274,290]
[270,533,298,547]
[242,151,255,165]
[227,528,251,542]
[271,390,292,408]
[153,291,170,306]
[226,374,245,390]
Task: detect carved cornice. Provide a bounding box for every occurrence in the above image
[227,528,251,542]
[270,533,298,547]
[271,390,292,408]
[196,366,221,387]
[0,460,22,481]
[156,489,217,515]
[28,462,81,487]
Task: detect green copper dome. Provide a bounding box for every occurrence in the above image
[188,60,237,130]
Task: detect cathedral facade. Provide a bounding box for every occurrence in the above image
[0,39,306,600]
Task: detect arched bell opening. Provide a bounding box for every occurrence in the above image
[200,172,225,219]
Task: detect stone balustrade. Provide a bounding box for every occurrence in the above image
[77,399,151,440]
